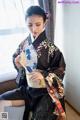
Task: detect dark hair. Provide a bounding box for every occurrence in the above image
[25,6,47,22]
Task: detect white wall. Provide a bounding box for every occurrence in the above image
[55,2,80,113]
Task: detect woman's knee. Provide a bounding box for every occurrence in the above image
[11,100,25,106]
[0,99,25,107]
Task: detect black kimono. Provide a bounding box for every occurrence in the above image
[0,31,66,120]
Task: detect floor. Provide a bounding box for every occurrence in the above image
[65,102,80,120]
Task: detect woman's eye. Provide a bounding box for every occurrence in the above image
[36,24,41,26]
[28,24,32,27]
[28,23,41,27]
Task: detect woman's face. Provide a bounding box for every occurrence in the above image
[26,15,46,38]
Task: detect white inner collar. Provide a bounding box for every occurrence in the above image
[31,34,35,43]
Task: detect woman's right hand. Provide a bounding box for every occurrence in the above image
[15,55,22,69]
[15,51,27,69]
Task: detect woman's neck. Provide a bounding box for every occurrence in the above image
[32,29,45,41]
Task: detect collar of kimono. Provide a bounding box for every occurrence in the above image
[30,33,35,43]
[32,30,47,49]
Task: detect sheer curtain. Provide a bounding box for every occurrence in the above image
[0,0,38,82]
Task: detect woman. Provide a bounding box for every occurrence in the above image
[0,6,66,120]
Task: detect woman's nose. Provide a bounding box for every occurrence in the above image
[32,25,37,32]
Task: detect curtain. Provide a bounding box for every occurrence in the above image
[38,0,56,42]
[0,0,38,82]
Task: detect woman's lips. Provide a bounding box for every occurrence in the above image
[33,33,38,37]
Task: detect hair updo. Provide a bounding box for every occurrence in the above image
[25,6,47,22]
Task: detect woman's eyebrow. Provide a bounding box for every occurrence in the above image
[28,22,41,24]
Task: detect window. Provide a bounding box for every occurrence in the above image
[0,0,39,82]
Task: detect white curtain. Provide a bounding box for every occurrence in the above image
[0,0,25,29]
[0,0,38,82]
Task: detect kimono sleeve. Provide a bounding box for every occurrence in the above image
[51,49,66,79]
[41,48,66,80]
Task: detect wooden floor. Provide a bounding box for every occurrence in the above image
[65,102,80,120]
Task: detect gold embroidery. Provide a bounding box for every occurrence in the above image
[36,39,58,58]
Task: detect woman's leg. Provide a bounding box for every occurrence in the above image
[0,100,25,112]
[0,86,27,112]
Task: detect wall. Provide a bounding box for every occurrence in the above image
[55,1,80,113]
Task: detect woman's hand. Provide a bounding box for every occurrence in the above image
[29,70,44,81]
[15,51,27,69]
[15,55,22,69]
[27,70,46,88]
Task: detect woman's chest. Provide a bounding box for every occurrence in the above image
[37,46,50,69]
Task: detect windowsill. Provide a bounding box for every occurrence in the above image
[0,70,17,83]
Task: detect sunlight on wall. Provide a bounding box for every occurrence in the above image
[54,1,65,87]
[54,0,64,53]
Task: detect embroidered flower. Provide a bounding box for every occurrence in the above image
[36,39,58,58]
[36,39,48,58]
[48,42,58,56]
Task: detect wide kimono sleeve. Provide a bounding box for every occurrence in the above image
[41,43,66,110]
[50,48,66,80]
[41,44,66,80]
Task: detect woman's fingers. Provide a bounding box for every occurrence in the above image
[15,55,22,68]
[19,51,27,67]
[29,71,44,81]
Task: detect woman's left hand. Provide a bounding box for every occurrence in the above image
[29,70,44,81]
